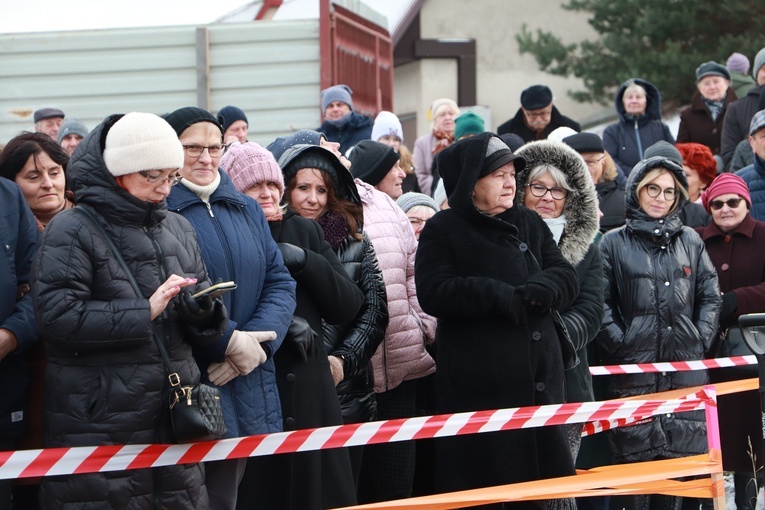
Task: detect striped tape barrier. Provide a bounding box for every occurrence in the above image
[589,355,757,376]
[0,387,718,481]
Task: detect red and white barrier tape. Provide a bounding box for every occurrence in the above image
[0,388,714,480]
[589,355,757,376]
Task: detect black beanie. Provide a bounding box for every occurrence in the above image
[280,145,342,189]
[163,107,223,137]
[348,140,400,186]
[562,132,604,154]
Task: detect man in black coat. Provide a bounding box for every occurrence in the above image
[497,85,581,143]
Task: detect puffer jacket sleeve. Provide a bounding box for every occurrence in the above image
[691,237,722,352]
[331,234,388,378]
[289,220,364,325]
[238,204,297,358]
[561,245,605,352]
[598,232,626,357]
[32,215,153,354]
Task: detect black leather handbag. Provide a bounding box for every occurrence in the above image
[74,206,227,443]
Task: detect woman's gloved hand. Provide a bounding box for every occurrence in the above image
[287,316,317,362]
[509,288,528,326]
[720,292,738,322]
[522,282,555,313]
[175,291,215,327]
[278,243,307,273]
[225,330,276,375]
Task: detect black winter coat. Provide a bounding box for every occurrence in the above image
[598,156,721,463]
[721,84,764,169]
[597,180,626,233]
[241,208,363,510]
[415,132,579,497]
[31,115,226,509]
[497,106,581,143]
[603,79,675,178]
[516,140,604,403]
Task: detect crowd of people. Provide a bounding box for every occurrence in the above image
[1,46,765,510]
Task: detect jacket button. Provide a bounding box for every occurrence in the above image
[721,263,729,271]
[519,243,528,252]
[285,417,295,428]
[286,373,296,383]
[667,326,672,330]
[532,331,541,341]
[536,382,545,392]
[664,281,670,286]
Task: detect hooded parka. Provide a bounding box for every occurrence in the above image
[603,79,675,179]
[415,132,579,502]
[598,156,721,463]
[31,114,227,509]
[515,140,603,404]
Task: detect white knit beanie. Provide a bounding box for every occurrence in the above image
[103,112,185,177]
[371,111,404,143]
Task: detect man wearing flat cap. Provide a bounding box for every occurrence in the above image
[736,110,765,220]
[497,84,580,143]
[33,107,65,140]
[677,61,737,155]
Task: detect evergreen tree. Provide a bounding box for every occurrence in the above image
[517,0,765,108]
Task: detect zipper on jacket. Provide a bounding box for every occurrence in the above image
[634,120,644,160]
[206,202,215,218]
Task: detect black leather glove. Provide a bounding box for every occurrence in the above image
[522,282,555,313]
[286,316,317,362]
[278,243,307,273]
[509,289,527,326]
[176,290,215,327]
[720,292,738,322]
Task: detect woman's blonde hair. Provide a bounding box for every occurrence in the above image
[635,167,688,215]
[398,144,415,176]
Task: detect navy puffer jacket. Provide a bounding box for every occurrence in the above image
[598,156,721,462]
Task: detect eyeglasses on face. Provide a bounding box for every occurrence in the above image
[182,144,227,158]
[709,197,743,210]
[644,183,676,201]
[139,170,182,186]
[583,156,605,167]
[525,183,568,200]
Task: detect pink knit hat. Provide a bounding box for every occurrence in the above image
[701,173,751,213]
[220,141,284,198]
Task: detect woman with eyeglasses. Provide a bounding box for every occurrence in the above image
[598,156,721,510]
[31,112,228,508]
[164,107,297,510]
[696,173,765,510]
[514,140,604,510]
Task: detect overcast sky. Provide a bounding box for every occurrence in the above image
[0,0,255,34]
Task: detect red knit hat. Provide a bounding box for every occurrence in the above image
[701,173,752,213]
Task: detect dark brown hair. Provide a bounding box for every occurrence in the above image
[0,132,69,181]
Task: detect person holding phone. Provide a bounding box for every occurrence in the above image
[31,112,227,508]
[164,107,296,510]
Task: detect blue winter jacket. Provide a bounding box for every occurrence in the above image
[603,79,675,183]
[736,155,765,222]
[167,170,297,437]
[0,179,38,441]
[318,111,374,155]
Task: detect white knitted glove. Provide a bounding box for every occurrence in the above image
[225,330,276,375]
[207,359,240,386]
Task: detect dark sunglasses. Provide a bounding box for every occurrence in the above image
[709,197,743,211]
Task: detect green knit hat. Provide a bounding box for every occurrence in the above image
[454,111,485,141]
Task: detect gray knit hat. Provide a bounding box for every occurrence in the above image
[321,85,354,113]
[396,192,439,214]
[753,47,765,81]
[103,112,184,177]
[643,141,682,166]
[57,118,88,144]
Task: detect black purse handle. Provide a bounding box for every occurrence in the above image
[72,206,182,390]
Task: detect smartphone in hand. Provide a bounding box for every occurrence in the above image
[191,281,237,300]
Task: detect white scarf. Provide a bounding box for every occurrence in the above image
[544,214,567,245]
[181,171,221,203]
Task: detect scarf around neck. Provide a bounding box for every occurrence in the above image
[316,211,351,250]
[431,129,454,155]
[544,215,567,244]
[181,171,221,203]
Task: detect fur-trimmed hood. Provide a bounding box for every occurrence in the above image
[515,140,599,266]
